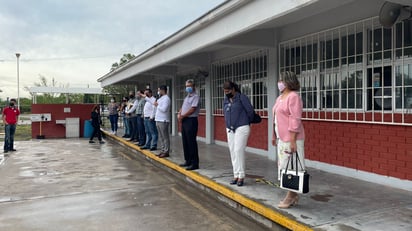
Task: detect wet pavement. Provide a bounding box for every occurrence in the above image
[105,131,412,231]
[0,139,268,231]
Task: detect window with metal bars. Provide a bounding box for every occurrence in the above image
[211,50,268,116]
[279,17,412,125]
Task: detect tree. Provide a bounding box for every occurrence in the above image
[110,53,135,71]
[105,53,137,97]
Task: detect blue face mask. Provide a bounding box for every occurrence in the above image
[185,87,193,93]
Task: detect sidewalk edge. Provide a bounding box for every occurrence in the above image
[105,131,313,231]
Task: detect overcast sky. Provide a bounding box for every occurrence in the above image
[0,0,224,99]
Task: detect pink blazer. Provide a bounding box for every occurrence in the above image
[272,91,305,142]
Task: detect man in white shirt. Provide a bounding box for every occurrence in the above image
[154,85,171,157]
[139,89,158,151]
[125,91,138,142]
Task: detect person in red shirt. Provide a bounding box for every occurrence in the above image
[3,99,20,154]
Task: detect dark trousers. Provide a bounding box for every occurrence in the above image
[181,117,199,166]
[136,115,146,145]
[129,116,138,140]
[4,124,16,151]
[90,125,102,141]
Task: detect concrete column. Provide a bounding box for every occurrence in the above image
[267,30,279,161]
[170,76,178,136]
[205,74,214,144]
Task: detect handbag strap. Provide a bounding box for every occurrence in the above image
[284,151,305,175]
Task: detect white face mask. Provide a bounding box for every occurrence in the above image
[278,82,286,92]
[157,91,161,96]
[110,99,114,103]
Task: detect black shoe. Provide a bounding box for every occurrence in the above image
[230,178,238,185]
[179,162,190,167]
[186,165,199,171]
[89,140,95,143]
[10,149,17,152]
[99,141,105,144]
[237,179,244,187]
[3,150,8,153]
[150,147,157,151]
[140,146,149,150]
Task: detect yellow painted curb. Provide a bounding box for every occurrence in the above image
[103,131,313,231]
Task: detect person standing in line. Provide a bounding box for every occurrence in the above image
[120,96,130,138]
[177,79,200,171]
[223,81,254,187]
[272,71,305,209]
[154,85,171,158]
[135,90,146,146]
[2,98,20,155]
[89,105,105,144]
[108,97,119,135]
[140,89,158,151]
[125,91,138,142]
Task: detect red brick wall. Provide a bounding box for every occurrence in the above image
[213,115,268,150]
[304,121,412,180]
[31,104,95,138]
[177,114,206,138]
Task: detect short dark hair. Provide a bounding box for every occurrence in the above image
[10,98,16,102]
[280,71,300,91]
[223,80,240,93]
[145,89,152,94]
[159,85,167,92]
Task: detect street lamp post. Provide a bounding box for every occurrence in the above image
[16,53,20,110]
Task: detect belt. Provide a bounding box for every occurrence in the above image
[144,117,150,119]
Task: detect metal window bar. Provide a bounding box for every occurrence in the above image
[279,16,412,126]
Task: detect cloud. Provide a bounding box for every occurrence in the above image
[0,0,224,99]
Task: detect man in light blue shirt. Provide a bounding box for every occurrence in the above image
[177,79,200,170]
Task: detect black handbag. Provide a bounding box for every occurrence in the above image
[280,152,309,194]
[251,112,262,124]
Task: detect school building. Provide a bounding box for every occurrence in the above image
[98,0,412,191]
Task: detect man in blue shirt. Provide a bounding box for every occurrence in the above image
[178,79,200,170]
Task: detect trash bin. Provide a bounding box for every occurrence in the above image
[84,120,94,138]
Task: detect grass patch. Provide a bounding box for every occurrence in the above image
[0,124,32,141]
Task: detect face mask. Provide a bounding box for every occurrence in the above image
[185,87,193,93]
[157,91,161,96]
[9,103,14,107]
[225,92,233,98]
[110,99,114,103]
[278,82,286,92]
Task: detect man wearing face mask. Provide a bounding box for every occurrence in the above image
[2,99,20,154]
[125,91,138,142]
[177,79,200,170]
[153,85,171,158]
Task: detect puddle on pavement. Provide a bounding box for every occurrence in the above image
[310,194,333,202]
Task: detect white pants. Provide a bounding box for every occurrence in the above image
[226,125,250,179]
[277,139,305,180]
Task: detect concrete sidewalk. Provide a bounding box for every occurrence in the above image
[105,130,412,231]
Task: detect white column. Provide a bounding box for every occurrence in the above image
[171,76,177,136]
[267,31,279,161]
[205,74,213,144]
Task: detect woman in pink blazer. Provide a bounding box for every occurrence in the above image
[272,71,305,209]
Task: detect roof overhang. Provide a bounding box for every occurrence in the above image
[29,87,103,94]
[98,0,396,87]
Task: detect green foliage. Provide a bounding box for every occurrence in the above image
[110,53,136,71]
